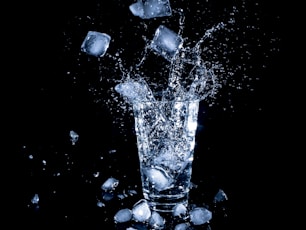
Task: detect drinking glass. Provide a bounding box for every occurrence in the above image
[132,99,199,212]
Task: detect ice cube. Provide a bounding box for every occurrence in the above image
[213,189,228,203]
[129,0,172,19]
[69,130,79,145]
[150,25,183,61]
[114,208,133,223]
[143,166,173,191]
[96,201,105,207]
[149,211,165,228]
[101,177,119,191]
[173,203,187,217]
[132,199,152,222]
[114,79,155,103]
[189,207,212,225]
[174,223,190,230]
[102,192,115,201]
[153,145,181,171]
[114,81,146,102]
[31,193,39,204]
[81,31,111,57]
[129,1,145,18]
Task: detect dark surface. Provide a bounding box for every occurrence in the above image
[8,0,284,229]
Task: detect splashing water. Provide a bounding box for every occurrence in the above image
[84,7,230,134]
[111,10,229,104]
[81,3,280,132]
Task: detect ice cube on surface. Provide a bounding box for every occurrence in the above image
[174,222,190,230]
[150,25,183,60]
[101,177,119,191]
[132,199,152,222]
[173,203,187,217]
[114,208,133,223]
[81,31,111,57]
[102,192,115,201]
[149,211,165,228]
[129,0,172,19]
[189,207,212,225]
[213,189,228,203]
[31,194,39,204]
[69,130,79,145]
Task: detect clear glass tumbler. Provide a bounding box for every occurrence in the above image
[132,99,200,212]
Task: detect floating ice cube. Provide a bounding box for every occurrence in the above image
[114,79,155,103]
[143,167,173,191]
[129,0,172,19]
[132,199,152,222]
[114,82,146,102]
[129,1,145,18]
[150,25,183,61]
[114,208,133,223]
[189,207,212,225]
[81,31,111,57]
[153,150,180,171]
[101,177,119,191]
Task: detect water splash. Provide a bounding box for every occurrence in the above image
[110,9,231,104]
[81,3,280,131]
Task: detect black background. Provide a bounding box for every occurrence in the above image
[7,0,285,229]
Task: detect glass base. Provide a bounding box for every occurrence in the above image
[144,193,189,212]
